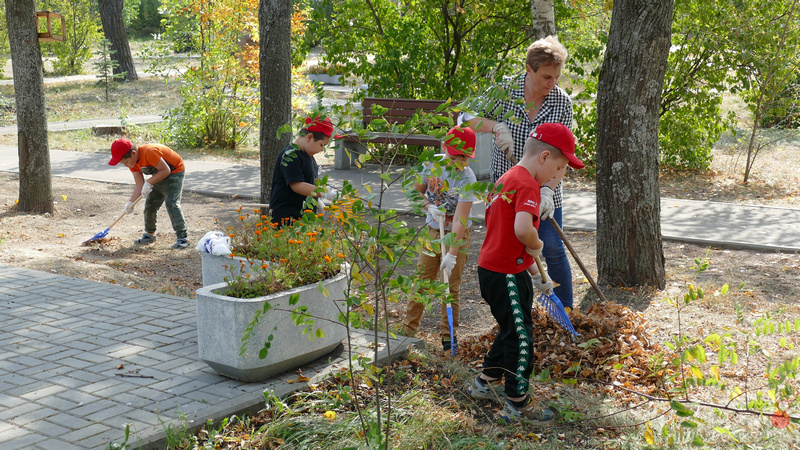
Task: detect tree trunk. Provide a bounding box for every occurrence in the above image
[531,0,556,39]
[98,0,138,81]
[259,0,293,203]
[595,0,674,292]
[6,0,53,214]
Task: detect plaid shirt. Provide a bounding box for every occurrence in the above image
[475,73,573,207]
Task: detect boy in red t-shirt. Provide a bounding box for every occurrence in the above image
[467,123,584,425]
[108,139,189,249]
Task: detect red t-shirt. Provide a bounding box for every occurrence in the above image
[478,165,542,274]
[130,144,185,174]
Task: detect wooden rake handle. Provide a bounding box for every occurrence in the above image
[437,214,450,284]
[108,195,143,230]
[547,216,607,303]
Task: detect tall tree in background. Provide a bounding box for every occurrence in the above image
[531,0,555,39]
[5,0,53,213]
[98,0,138,81]
[595,0,674,290]
[258,0,292,203]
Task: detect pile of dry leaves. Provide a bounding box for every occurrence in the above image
[459,301,668,397]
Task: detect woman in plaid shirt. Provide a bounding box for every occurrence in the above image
[461,35,577,308]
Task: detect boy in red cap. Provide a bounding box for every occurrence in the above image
[269,116,338,226]
[400,126,478,354]
[467,122,584,425]
[108,138,189,248]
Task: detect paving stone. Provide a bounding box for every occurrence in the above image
[0,422,33,442]
[33,395,81,411]
[0,402,41,421]
[43,412,95,431]
[32,438,87,450]
[60,423,113,444]
[85,404,135,422]
[120,408,161,426]
[20,384,68,401]
[79,428,130,449]
[8,406,58,426]
[2,431,46,449]
[23,418,72,437]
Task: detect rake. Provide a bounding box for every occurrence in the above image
[437,214,457,356]
[547,216,607,303]
[83,196,142,244]
[533,255,580,336]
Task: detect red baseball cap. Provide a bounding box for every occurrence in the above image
[444,126,476,158]
[108,138,133,166]
[529,123,584,169]
[304,116,335,138]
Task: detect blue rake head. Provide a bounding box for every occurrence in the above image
[537,292,580,336]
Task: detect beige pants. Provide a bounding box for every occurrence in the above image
[401,227,471,340]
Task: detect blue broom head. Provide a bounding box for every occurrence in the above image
[446,306,456,356]
[537,292,580,336]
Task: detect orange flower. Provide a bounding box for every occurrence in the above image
[324,255,332,262]
[279,258,288,263]
[337,253,344,258]
[261,215,268,219]
[261,264,269,269]
[273,234,280,238]
[239,216,245,221]
[229,234,235,238]
[254,230,262,235]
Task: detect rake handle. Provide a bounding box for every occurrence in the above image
[108,195,143,230]
[547,216,607,303]
[437,214,450,284]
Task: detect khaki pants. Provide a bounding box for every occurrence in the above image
[402,227,471,340]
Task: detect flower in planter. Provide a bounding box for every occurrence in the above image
[305,62,345,75]
[223,208,348,298]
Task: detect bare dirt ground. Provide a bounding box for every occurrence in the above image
[1,140,798,345]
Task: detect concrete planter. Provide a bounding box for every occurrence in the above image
[196,267,348,382]
[201,252,268,287]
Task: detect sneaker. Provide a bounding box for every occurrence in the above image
[442,336,458,354]
[172,238,190,249]
[466,376,506,403]
[135,233,156,245]
[497,397,556,426]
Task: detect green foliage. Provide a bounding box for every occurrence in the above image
[308,0,535,100]
[0,5,8,79]
[722,0,800,182]
[44,0,101,76]
[125,0,164,38]
[658,0,738,170]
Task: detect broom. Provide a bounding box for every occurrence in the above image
[437,214,457,356]
[533,255,580,336]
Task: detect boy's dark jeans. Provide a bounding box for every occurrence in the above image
[143,171,188,239]
[478,266,534,398]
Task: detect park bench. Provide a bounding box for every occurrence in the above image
[334,97,459,170]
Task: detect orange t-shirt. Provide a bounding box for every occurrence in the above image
[130,144,185,174]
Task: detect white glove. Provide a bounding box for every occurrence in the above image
[321,187,339,201]
[440,252,457,278]
[122,201,135,215]
[531,270,555,294]
[317,197,327,212]
[539,186,555,220]
[525,245,543,259]
[428,205,446,222]
[141,182,153,197]
[492,122,514,154]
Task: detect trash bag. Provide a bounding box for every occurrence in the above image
[195,231,232,256]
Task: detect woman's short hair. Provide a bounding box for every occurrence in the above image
[525,35,568,72]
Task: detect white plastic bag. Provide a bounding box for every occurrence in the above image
[195,231,232,256]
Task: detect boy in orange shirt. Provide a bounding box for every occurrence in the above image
[108,138,189,249]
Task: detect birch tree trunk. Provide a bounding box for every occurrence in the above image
[531,0,556,39]
[259,0,292,203]
[6,0,53,214]
[595,0,674,291]
[98,0,138,81]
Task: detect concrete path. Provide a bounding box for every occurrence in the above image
[1,145,798,253]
